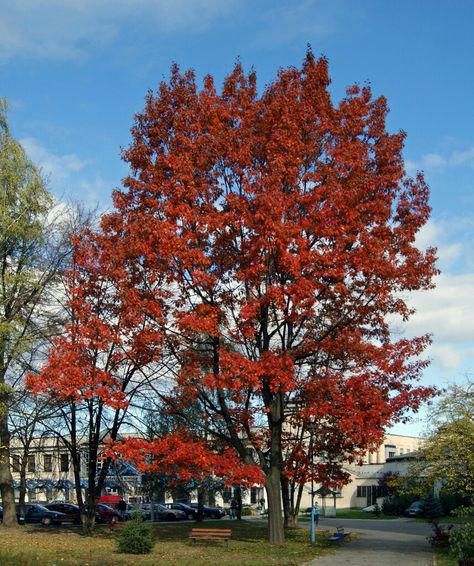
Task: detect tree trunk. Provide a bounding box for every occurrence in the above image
[83,490,97,534]
[0,407,17,527]
[207,489,216,507]
[265,465,284,544]
[281,475,298,527]
[18,458,27,516]
[196,486,205,522]
[264,389,285,544]
[235,485,242,520]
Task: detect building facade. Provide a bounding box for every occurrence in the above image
[9,432,422,512]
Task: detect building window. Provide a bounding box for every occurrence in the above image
[357,486,367,498]
[11,454,21,472]
[60,453,69,472]
[388,451,395,458]
[27,455,36,473]
[223,487,231,503]
[250,487,257,504]
[43,454,52,472]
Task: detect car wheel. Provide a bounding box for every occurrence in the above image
[211,512,220,519]
[42,517,52,526]
[187,513,194,520]
[166,513,174,521]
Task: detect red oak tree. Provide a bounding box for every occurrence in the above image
[35,52,437,543]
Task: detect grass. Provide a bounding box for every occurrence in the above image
[300,508,398,520]
[0,520,339,566]
[433,546,457,566]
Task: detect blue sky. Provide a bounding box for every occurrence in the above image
[2,0,473,436]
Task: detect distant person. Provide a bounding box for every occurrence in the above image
[313,502,321,526]
[229,498,238,519]
[117,498,127,520]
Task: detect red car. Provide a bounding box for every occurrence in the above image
[95,503,123,523]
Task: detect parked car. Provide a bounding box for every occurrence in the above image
[123,503,139,520]
[404,501,425,517]
[16,503,67,526]
[95,503,123,523]
[189,503,225,519]
[45,503,82,524]
[163,502,198,520]
[153,503,187,521]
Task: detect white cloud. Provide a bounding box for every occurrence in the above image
[394,215,474,373]
[0,0,237,62]
[406,144,474,174]
[406,273,474,345]
[20,137,110,210]
[20,137,89,182]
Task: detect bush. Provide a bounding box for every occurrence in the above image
[449,523,474,563]
[241,507,253,516]
[117,516,155,555]
[423,495,443,520]
[439,491,470,516]
[427,521,453,547]
[381,494,414,516]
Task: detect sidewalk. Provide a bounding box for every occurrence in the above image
[304,523,435,566]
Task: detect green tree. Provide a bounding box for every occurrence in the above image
[405,382,474,506]
[0,99,71,526]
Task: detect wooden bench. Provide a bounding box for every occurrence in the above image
[189,528,232,545]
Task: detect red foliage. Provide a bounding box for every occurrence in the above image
[27,230,164,408]
[30,52,438,540]
[108,433,264,486]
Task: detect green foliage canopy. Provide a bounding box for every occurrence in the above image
[405,383,474,503]
[0,98,53,374]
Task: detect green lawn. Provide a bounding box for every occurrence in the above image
[0,520,339,566]
[300,508,398,520]
[433,546,457,566]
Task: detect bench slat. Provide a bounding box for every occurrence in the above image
[191,529,232,535]
[192,533,230,537]
[190,527,232,543]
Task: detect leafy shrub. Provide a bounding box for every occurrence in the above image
[449,523,474,563]
[423,495,443,520]
[241,507,253,516]
[117,516,155,554]
[439,491,470,516]
[427,521,453,547]
[381,494,414,516]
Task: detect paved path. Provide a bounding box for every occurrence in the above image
[304,518,435,566]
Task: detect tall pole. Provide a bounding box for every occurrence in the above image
[310,428,315,545]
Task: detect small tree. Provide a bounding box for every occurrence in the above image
[423,494,443,520]
[27,229,165,532]
[405,382,474,509]
[0,99,77,527]
[378,471,400,498]
[117,514,155,555]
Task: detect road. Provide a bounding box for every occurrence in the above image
[304,517,435,566]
